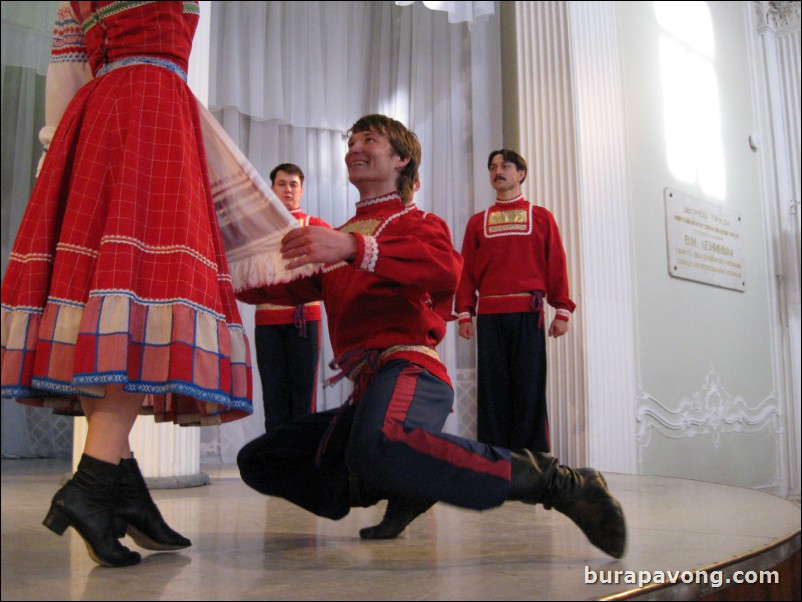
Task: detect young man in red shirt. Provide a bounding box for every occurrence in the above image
[254,164,330,433]
[235,116,626,558]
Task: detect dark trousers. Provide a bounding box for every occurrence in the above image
[476,312,550,452]
[237,360,512,520]
[254,322,320,433]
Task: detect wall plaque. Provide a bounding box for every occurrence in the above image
[665,187,745,291]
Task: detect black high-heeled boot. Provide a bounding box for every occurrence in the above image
[509,449,627,558]
[43,454,141,567]
[359,496,435,540]
[114,456,191,550]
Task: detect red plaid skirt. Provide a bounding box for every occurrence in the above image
[1,60,253,425]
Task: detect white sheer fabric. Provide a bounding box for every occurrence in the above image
[396,1,495,26]
[202,0,502,463]
[199,104,318,291]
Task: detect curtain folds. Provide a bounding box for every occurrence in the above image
[1,1,74,458]
[395,1,496,26]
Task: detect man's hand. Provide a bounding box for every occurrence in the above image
[281,226,357,269]
[548,318,569,338]
[458,320,474,340]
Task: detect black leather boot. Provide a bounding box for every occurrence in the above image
[43,454,141,567]
[359,496,435,540]
[509,450,627,558]
[114,456,191,550]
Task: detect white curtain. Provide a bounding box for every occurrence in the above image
[395,1,496,26]
[201,0,502,463]
[1,1,75,458]
[1,1,58,275]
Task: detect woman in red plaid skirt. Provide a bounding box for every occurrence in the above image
[1,1,252,567]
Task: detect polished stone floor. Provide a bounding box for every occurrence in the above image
[1,459,799,601]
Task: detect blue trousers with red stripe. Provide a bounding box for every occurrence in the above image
[237,359,512,519]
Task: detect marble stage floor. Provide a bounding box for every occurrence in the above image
[1,459,799,600]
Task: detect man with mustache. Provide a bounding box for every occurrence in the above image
[456,149,574,454]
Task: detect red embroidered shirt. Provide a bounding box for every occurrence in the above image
[237,193,462,386]
[254,209,330,326]
[456,197,575,322]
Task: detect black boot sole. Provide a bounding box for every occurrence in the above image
[124,524,192,551]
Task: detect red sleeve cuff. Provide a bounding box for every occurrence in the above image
[349,232,365,266]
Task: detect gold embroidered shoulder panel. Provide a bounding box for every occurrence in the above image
[483,206,533,237]
[339,219,382,237]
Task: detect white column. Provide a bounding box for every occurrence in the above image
[72,2,214,487]
[567,1,638,473]
[73,418,207,487]
[514,1,638,472]
[747,0,801,498]
[514,1,587,468]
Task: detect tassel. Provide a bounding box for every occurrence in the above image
[530,290,545,329]
[294,304,307,338]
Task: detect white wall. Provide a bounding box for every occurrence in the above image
[618,1,784,490]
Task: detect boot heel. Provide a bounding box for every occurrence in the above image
[43,505,70,535]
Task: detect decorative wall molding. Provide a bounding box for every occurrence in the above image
[748,0,801,498]
[636,369,782,449]
[754,1,801,33]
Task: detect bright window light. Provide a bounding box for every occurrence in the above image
[655,1,725,199]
